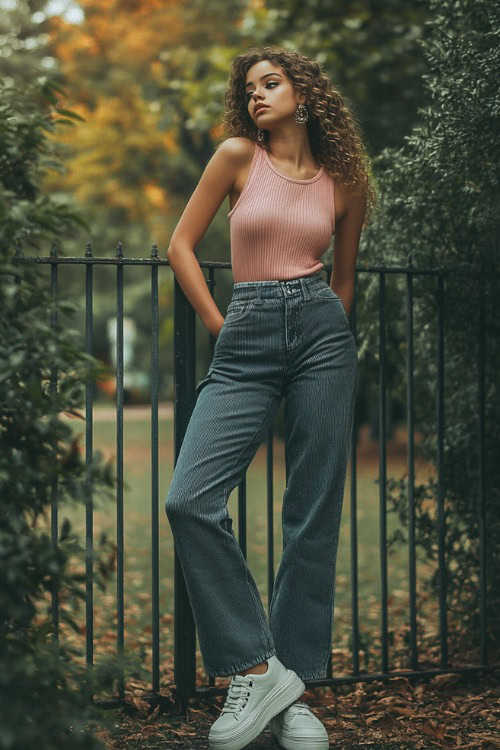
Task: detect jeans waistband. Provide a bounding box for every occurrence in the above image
[231,271,326,302]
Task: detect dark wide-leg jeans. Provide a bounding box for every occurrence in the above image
[165,271,358,680]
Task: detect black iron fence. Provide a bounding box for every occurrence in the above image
[18,243,498,714]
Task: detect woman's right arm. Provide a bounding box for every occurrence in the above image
[166,137,246,338]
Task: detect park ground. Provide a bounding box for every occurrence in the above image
[55,405,500,749]
[91,668,500,749]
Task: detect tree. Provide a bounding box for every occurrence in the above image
[255,0,433,154]
[359,0,500,654]
[0,76,139,749]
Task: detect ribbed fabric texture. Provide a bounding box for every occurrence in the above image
[227,142,335,283]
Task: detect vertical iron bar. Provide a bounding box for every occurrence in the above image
[116,242,125,698]
[207,264,217,690]
[151,244,160,693]
[477,265,488,665]
[207,265,217,359]
[85,241,94,699]
[172,269,196,710]
[379,272,388,674]
[407,266,418,669]
[49,241,59,649]
[436,272,448,668]
[350,274,360,675]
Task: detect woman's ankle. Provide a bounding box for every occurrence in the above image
[237,660,268,676]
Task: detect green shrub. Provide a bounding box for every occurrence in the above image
[0,78,138,749]
[359,0,500,654]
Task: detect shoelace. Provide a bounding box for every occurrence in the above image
[221,675,254,715]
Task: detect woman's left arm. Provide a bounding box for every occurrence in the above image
[329,183,367,318]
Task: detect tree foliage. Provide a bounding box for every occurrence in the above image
[359,0,500,652]
[256,0,432,154]
[0,77,141,749]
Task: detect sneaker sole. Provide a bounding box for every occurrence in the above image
[208,669,306,750]
[270,723,330,750]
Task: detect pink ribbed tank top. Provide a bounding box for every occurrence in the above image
[227,142,335,283]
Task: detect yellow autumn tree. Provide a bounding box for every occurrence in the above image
[43,0,239,255]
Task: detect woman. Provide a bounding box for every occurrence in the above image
[165,46,376,750]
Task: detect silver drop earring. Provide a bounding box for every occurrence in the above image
[295,103,309,124]
[257,128,265,141]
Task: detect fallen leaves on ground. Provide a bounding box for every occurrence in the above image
[91,665,500,749]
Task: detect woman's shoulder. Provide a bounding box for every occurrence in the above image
[215,136,257,161]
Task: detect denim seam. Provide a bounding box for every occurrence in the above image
[244,563,273,652]
[322,563,336,679]
[223,393,277,652]
[320,383,357,680]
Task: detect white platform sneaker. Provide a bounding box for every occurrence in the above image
[208,655,305,750]
[269,700,330,749]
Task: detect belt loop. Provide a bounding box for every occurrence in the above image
[255,283,263,306]
[300,276,311,301]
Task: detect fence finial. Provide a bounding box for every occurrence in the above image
[152,243,158,259]
[50,241,58,258]
[116,241,123,258]
[85,241,93,258]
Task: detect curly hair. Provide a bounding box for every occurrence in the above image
[220,46,377,225]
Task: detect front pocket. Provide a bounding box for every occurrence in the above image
[223,300,255,326]
[195,369,214,397]
[309,282,340,301]
[310,285,351,326]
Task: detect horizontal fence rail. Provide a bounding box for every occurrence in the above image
[13,243,499,714]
